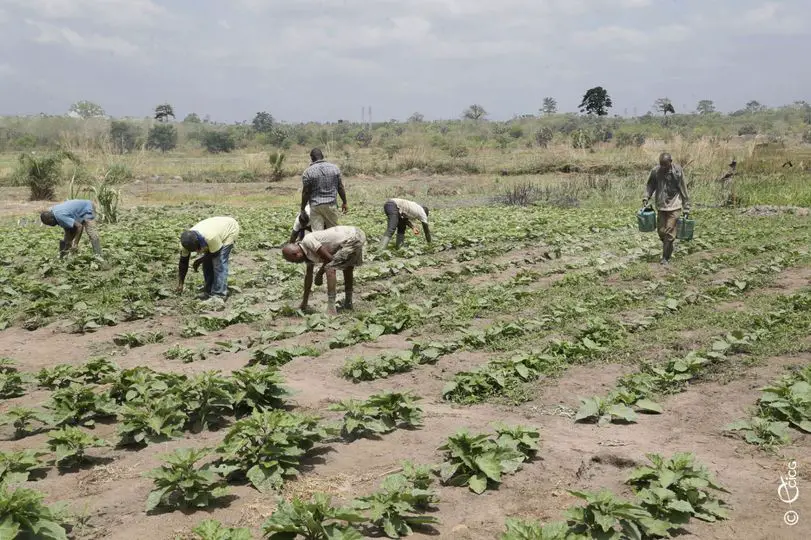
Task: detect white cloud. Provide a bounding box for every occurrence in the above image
[26,19,140,56]
[574,24,690,47]
[9,0,166,27]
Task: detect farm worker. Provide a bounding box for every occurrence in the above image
[39,199,102,259]
[643,152,690,265]
[300,148,347,231]
[288,204,311,243]
[379,198,432,249]
[281,225,367,315]
[177,216,240,304]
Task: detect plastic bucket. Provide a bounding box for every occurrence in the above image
[637,209,657,233]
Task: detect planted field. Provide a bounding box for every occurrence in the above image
[1,193,810,540]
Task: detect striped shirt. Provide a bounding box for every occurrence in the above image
[302,160,344,207]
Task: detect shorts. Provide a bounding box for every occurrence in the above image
[326,228,366,269]
[310,204,340,231]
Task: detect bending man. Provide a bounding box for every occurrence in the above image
[40,199,102,258]
[177,216,240,304]
[644,152,690,265]
[281,225,366,315]
[379,197,431,249]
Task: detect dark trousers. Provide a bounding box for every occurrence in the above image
[384,200,410,237]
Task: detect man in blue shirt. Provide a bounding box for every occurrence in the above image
[40,199,102,258]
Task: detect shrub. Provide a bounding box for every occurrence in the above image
[534,127,553,148]
[269,150,286,182]
[500,181,543,206]
[616,132,646,148]
[109,121,141,153]
[16,150,79,201]
[738,124,758,136]
[202,131,236,153]
[802,129,811,144]
[571,129,593,149]
[0,483,69,540]
[147,124,178,152]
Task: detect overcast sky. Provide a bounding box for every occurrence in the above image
[0,0,808,122]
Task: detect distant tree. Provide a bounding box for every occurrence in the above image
[252,111,275,134]
[696,100,716,115]
[201,131,236,153]
[69,101,105,119]
[109,121,140,153]
[541,97,558,115]
[183,113,201,123]
[462,104,487,121]
[408,112,424,123]
[146,124,177,152]
[745,100,767,114]
[154,103,175,122]
[534,127,554,148]
[579,87,612,116]
[654,98,675,116]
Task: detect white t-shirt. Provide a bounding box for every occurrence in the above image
[392,198,428,224]
[299,225,357,263]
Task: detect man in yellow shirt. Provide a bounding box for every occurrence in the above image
[379,198,431,249]
[281,225,366,315]
[177,216,240,304]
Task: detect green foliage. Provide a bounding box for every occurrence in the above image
[250,345,319,367]
[46,426,109,467]
[269,150,286,182]
[202,131,236,153]
[0,407,52,438]
[571,129,593,149]
[725,417,792,447]
[117,395,188,446]
[191,519,253,540]
[341,351,415,382]
[145,447,229,512]
[0,449,48,484]
[154,103,176,122]
[0,482,69,540]
[579,87,613,116]
[147,123,178,152]
[352,473,439,538]
[231,365,290,414]
[109,120,141,153]
[16,150,79,200]
[0,359,25,399]
[45,385,117,427]
[261,493,365,540]
[69,100,105,119]
[462,104,488,121]
[626,453,730,523]
[113,330,165,348]
[329,392,423,441]
[565,490,672,539]
[437,428,532,494]
[217,411,328,493]
[179,371,236,432]
[501,518,570,540]
[574,396,637,425]
[164,344,207,363]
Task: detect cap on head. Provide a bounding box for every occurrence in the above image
[180,230,199,252]
[310,148,324,162]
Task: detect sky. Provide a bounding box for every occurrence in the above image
[0,0,809,122]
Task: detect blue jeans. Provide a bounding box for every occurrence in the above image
[203,243,233,297]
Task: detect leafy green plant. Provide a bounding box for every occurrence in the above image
[108,367,186,405]
[341,352,415,382]
[16,149,79,200]
[117,395,188,446]
[494,424,541,460]
[191,519,253,540]
[145,447,229,512]
[78,357,119,383]
[179,371,236,432]
[0,482,69,540]
[501,518,570,540]
[113,331,165,348]
[0,406,52,438]
[330,392,422,441]
[45,385,117,427]
[46,426,109,467]
[261,493,365,540]
[724,417,792,447]
[329,322,386,349]
[565,490,672,539]
[231,365,290,414]
[437,430,527,494]
[36,365,81,390]
[574,396,637,425]
[0,359,25,399]
[164,344,207,363]
[0,449,48,484]
[250,346,320,367]
[352,473,439,538]
[626,452,730,524]
[756,375,811,433]
[217,411,328,493]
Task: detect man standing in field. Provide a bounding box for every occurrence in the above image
[300,148,347,231]
[379,197,432,249]
[39,199,103,259]
[177,216,240,305]
[644,152,690,265]
[281,225,366,315]
[288,204,311,243]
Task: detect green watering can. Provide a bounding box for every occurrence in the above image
[677,215,695,241]
[637,208,657,233]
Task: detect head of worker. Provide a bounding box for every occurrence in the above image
[309,147,324,163]
[39,211,57,227]
[282,243,307,263]
[659,152,673,173]
[180,230,202,253]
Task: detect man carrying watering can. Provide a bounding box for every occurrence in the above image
[643,153,690,265]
